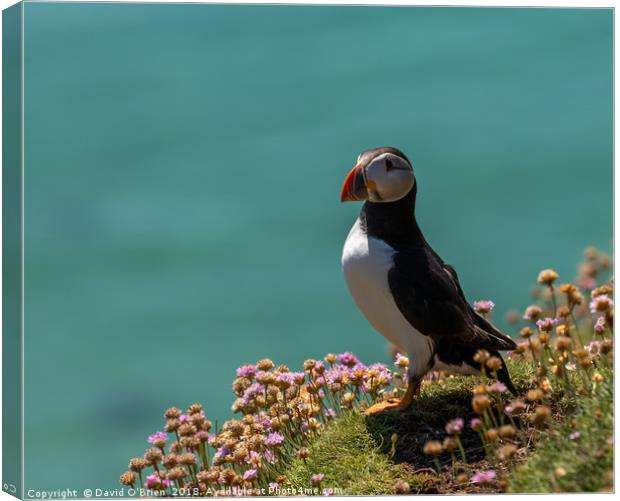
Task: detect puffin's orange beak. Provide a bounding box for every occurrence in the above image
[340,163,368,202]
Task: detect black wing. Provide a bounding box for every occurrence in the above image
[443,264,517,351]
[388,248,516,351]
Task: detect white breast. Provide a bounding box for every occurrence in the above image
[341,219,433,378]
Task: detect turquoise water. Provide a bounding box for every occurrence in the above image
[21,3,611,494]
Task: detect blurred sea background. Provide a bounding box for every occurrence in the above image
[22,3,612,494]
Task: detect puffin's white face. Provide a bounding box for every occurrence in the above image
[341,150,415,203]
[363,153,415,202]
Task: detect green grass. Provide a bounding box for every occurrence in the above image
[281,359,613,494]
[285,411,436,494]
[364,359,533,469]
[508,366,613,493]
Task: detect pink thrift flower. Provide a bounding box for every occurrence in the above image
[259,414,272,430]
[315,376,326,386]
[236,364,257,379]
[148,431,167,444]
[145,474,171,489]
[590,294,613,313]
[214,446,231,462]
[471,470,496,484]
[263,449,276,464]
[351,362,368,372]
[242,383,265,403]
[470,418,483,431]
[473,300,495,315]
[445,418,464,435]
[536,317,558,332]
[292,372,306,385]
[179,414,189,424]
[310,473,325,486]
[246,450,261,467]
[243,469,258,481]
[594,316,606,334]
[196,430,210,442]
[586,340,601,355]
[275,372,294,386]
[486,381,508,393]
[144,474,159,489]
[265,432,284,447]
[569,431,581,440]
[337,352,360,367]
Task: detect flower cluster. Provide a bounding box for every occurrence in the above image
[121,353,395,496]
[422,247,613,490]
[122,248,612,495]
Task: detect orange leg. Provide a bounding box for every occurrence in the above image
[364,377,421,415]
[399,377,421,410]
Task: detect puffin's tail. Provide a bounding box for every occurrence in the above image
[472,313,518,352]
[492,351,517,395]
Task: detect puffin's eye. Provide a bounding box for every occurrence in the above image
[385,158,393,170]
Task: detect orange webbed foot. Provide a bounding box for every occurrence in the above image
[363,398,402,416]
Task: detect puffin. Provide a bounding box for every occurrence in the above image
[340,147,517,413]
